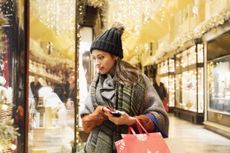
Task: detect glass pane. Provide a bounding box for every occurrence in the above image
[175,74,182,108]
[181,70,197,111]
[198,68,204,113]
[28,1,76,152]
[208,55,230,113]
[168,58,175,107]
[168,75,175,107]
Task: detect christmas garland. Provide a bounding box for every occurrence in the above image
[0,117,18,152]
[156,9,230,60]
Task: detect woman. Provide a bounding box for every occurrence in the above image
[79,24,169,153]
[153,72,169,112]
[153,73,168,102]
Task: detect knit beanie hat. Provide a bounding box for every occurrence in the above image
[90,24,124,58]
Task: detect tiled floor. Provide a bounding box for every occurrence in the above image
[166,114,230,153]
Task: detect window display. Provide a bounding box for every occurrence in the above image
[158,58,175,108]
[175,44,204,113]
[181,70,197,111]
[28,1,77,152]
[208,55,230,113]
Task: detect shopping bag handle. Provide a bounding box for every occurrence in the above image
[128,118,149,135]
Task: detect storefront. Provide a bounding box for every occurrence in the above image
[156,39,205,124]
[203,22,230,138]
[173,41,204,124]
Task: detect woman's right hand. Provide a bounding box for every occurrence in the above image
[82,106,107,133]
[103,107,136,126]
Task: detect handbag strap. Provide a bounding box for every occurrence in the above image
[146,113,168,138]
[128,126,136,135]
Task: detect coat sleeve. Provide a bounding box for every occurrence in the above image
[79,92,94,117]
[79,92,107,133]
[138,74,169,135]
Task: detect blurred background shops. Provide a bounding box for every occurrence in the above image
[0,0,229,152]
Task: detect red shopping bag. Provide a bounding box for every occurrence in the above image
[115,119,170,153]
[163,99,169,112]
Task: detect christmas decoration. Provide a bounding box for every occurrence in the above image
[0,117,18,153]
[156,9,230,61]
[0,1,18,152]
[0,86,18,153]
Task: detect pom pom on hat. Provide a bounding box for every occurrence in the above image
[90,23,125,58]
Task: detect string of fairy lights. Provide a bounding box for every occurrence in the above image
[106,0,163,31]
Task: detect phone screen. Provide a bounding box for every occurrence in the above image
[111,111,121,117]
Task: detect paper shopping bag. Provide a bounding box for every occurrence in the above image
[115,119,170,153]
[115,138,127,153]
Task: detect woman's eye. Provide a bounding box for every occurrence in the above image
[98,56,104,60]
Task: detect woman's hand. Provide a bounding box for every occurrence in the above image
[82,106,108,133]
[103,107,136,126]
[91,106,108,124]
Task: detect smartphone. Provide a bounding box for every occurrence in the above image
[111,111,121,117]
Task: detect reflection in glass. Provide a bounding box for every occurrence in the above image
[28,1,76,152]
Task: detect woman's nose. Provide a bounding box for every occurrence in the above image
[94,60,100,68]
[94,58,101,65]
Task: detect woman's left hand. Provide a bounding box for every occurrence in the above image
[103,107,136,126]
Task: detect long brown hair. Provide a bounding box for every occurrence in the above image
[113,58,140,85]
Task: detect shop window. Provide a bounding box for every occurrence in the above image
[208,55,230,113]
[158,58,175,109]
[28,1,78,152]
[175,44,204,113]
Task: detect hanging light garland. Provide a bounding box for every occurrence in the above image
[156,9,230,61]
[106,0,163,31]
[30,0,76,61]
[31,0,76,34]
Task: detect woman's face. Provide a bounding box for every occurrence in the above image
[91,49,116,74]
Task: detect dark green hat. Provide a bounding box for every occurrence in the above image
[90,26,124,58]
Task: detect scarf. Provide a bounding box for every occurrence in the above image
[84,73,145,153]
